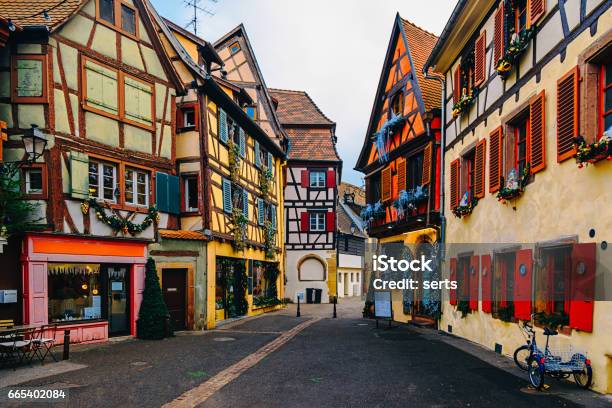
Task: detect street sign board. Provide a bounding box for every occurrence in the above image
[374,291,392,318]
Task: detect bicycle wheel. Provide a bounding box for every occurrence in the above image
[573,360,592,389]
[513,345,531,371]
[528,357,545,390]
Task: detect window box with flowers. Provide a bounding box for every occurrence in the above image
[360,201,386,226]
[495,27,535,79]
[574,135,612,167]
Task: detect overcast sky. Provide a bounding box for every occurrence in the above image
[152,0,456,186]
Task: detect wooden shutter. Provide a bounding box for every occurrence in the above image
[84,60,118,115]
[530,0,546,24]
[514,249,533,321]
[381,166,392,202]
[474,139,486,198]
[167,174,180,215]
[421,144,432,186]
[267,152,273,171]
[155,172,169,212]
[528,91,546,174]
[222,178,232,213]
[176,107,184,129]
[219,108,228,143]
[70,151,89,199]
[449,159,460,209]
[493,3,505,64]
[488,127,503,193]
[239,128,246,157]
[300,211,309,232]
[397,158,407,191]
[301,170,309,188]
[474,31,487,87]
[453,66,461,104]
[257,198,265,225]
[124,76,153,127]
[326,211,335,232]
[326,169,336,188]
[242,189,248,217]
[481,255,492,313]
[254,140,261,167]
[569,243,595,332]
[469,255,479,311]
[271,204,277,229]
[557,67,579,162]
[449,257,457,305]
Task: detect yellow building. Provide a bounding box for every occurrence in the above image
[423,0,611,393]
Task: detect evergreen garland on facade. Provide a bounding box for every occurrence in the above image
[263,219,277,259]
[452,197,478,218]
[232,260,248,316]
[0,163,42,237]
[228,139,241,184]
[230,207,248,251]
[259,167,273,197]
[137,258,172,340]
[81,198,159,236]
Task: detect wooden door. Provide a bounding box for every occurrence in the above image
[162,269,187,331]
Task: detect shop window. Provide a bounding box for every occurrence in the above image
[183,175,199,212]
[229,42,241,55]
[390,91,404,117]
[309,212,325,232]
[309,170,326,188]
[492,252,516,318]
[121,3,136,36]
[89,160,118,202]
[23,165,47,198]
[11,55,48,103]
[48,264,102,323]
[124,167,149,207]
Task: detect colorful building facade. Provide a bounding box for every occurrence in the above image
[423,0,611,393]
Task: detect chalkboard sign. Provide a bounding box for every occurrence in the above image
[374,291,392,318]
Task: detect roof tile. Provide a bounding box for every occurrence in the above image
[159,229,207,241]
[0,0,84,31]
[269,88,334,126]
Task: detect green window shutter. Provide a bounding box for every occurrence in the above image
[124,76,152,126]
[267,152,273,173]
[155,172,169,212]
[219,109,228,143]
[254,140,261,167]
[85,61,118,115]
[271,204,277,229]
[70,151,89,199]
[242,189,249,217]
[239,128,246,158]
[222,178,232,213]
[257,198,265,226]
[168,174,180,215]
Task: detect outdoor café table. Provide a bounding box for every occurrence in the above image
[0,325,41,369]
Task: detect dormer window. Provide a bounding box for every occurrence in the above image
[229,42,241,55]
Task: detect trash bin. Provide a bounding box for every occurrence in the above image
[306,288,314,304]
[314,289,322,304]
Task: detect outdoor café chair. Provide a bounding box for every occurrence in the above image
[29,324,58,365]
[0,330,32,370]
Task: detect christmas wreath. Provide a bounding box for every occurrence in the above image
[575,135,611,167]
[81,198,159,236]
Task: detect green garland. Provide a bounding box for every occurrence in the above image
[228,139,241,184]
[575,136,611,167]
[263,219,277,259]
[457,299,470,318]
[259,167,273,197]
[452,197,478,218]
[452,90,478,118]
[496,27,536,79]
[536,312,569,329]
[230,207,248,251]
[496,163,530,205]
[81,198,159,236]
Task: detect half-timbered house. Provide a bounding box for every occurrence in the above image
[0,0,190,342]
[423,0,611,393]
[355,14,442,324]
[269,88,341,303]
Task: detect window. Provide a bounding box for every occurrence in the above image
[121,3,136,35]
[48,263,103,323]
[11,55,48,103]
[463,150,476,201]
[492,252,516,318]
[535,246,571,316]
[600,63,612,135]
[245,106,257,120]
[457,256,471,304]
[24,168,43,194]
[514,114,530,175]
[89,160,118,201]
[309,212,325,232]
[367,175,381,204]
[390,91,404,116]
[309,171,326,188]
[514,0,529,34]
[124,167,149,207]
[99,0,115,24]
[229,42,241,55]
[183,107,196,127]
[406,153,423,190]
[184,176,199,212]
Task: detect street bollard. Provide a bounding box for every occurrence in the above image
[333,296,337,318]
[297,296,301,317]
[62,329,70,360]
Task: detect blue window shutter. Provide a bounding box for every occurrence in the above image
[239,128,246,157]
[242,189,249,217]
[271,204,277,229]
[254,140,261,167]
[267,152,273,172]
[219,108,228,143]
[168,174,180,215]
[222,178,232,213]
[156,172,169,212]
[258,198,265,226]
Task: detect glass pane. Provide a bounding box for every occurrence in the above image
[136,172,147,205]
[121,5,136,35]
[27,169,43,192]
[184,109,195,127]
[89,163,99,197]
[99,0,115,24]
[125,170,133,203]
[605,64,612,86]
[187,177,198,210]
[605,87,612,113]
[103,164,115,200]
[16,59,43,97]
[48,263,102,322]
[604,113,612,134]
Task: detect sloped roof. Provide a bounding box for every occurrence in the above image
[0,0,85,31]
[268,88,334,126]
[337,202,368,238]
[284,128,341,162]
[400,17,442,111]
[159,229,207,241]
[338,182,366,206]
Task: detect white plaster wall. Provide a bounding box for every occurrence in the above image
[285,249,333,303]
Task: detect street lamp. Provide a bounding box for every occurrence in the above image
[22,124,47,162]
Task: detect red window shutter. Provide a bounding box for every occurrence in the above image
[481,255,492,313]
[489,127,503,193]
[450,257,457,305]
[326,211,335,232]
[381,166,392,202]
[474,139,486,198]
[514,249,533,321]
[493,4,505,65]
[569,243,596,332]
[529,91,546,174]
[530,0,546,24]
[449,159,460,209]
[176,107,184,129]
[193,103,200,131]
[557,66,579,162]
[301,170,309,188]
[469,255,479,311]
[397,158,406,191]
[474,31,487,87]
[300,211,309,232]
[421,143,432,186]
[453,66,461,104]
[326,169,336,188]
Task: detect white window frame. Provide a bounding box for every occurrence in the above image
[89,160,118,202]
[184,176,199,212]
[309,171,326,188]
[125,167,149,207]
[309,212,325,232]
[183,107,196,127]
[25,168,43,194]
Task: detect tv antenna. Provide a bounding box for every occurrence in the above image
[184,0,218,35]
